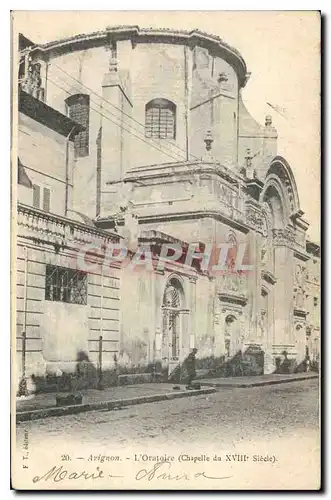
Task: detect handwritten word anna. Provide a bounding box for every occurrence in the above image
[135,461,232,482]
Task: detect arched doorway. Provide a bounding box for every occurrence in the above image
[261,175,292,349]
[161,277,185,373]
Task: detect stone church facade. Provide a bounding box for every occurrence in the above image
[15,27,320,390]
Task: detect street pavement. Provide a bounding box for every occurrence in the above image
[16,379,318,448]
[14,379,320,490]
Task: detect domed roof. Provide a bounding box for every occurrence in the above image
[31,25,248,87]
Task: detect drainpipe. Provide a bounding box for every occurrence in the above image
[65,126,75,217]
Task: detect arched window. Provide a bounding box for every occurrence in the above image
[65,94,90,157]
[145,98,176,140]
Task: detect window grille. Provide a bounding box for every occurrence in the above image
[145,98,176,140]
[45,264,87,305]
[65,94,90,158]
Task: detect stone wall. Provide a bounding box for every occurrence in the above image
[15,239,121,393]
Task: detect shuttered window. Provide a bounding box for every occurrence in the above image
[43,187,50,212]
[32,184,51,212]
[32,184,40,208]
[145,98,176,140]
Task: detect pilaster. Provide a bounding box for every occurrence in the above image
[246,230,262,343]
[152,270,166,362]
[101,70,132,188]
[187,276,197,356]
[272,229,295,348]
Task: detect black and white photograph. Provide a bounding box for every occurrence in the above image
[11,10,320,490]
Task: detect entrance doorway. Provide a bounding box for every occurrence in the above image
[225,314,239,357]
[161,278,185,374]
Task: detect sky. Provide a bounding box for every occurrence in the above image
[12,11,321,242]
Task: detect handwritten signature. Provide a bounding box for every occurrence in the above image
[32,465,123,483]
[32,462,232,484]
[136,462,232,482]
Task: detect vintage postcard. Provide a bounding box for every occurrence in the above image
[11,11,321,490]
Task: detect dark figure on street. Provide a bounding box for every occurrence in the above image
[185,348,198,389]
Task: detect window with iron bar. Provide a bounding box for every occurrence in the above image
[45,264,87,305]
[145,98,176,140]
[65,94,90,158]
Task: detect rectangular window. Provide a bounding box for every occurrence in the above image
[32,183,51,212]
[65,94,90,158]
[43,187,50,212]
[45,264,87,305]
[32,184,40,208]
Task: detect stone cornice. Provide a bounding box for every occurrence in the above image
[293,308,308,319]
[218,291,248,306]
[98,212,248,233]
[138,210,250,234]
[30,26,248,88]
[291,211,309,232]
[306,240,320,258]
[293,248,311,263]
[139,229,187,246]
[123,160,244,187]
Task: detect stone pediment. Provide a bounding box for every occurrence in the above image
[293,308,308,319]
[218,291,248,307]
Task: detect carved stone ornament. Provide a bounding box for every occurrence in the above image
[219,271,247,294]
[105,40,118,72]
[272,227,296,247]
[21,61,42,97]
[295,263,305,286]
[246,207,265,232]
[261,243,267,264]
[293,285,305,309]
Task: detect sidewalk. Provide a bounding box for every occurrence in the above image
[15,372,318,423]
[197,372,319,388]
[16,383,217,423]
